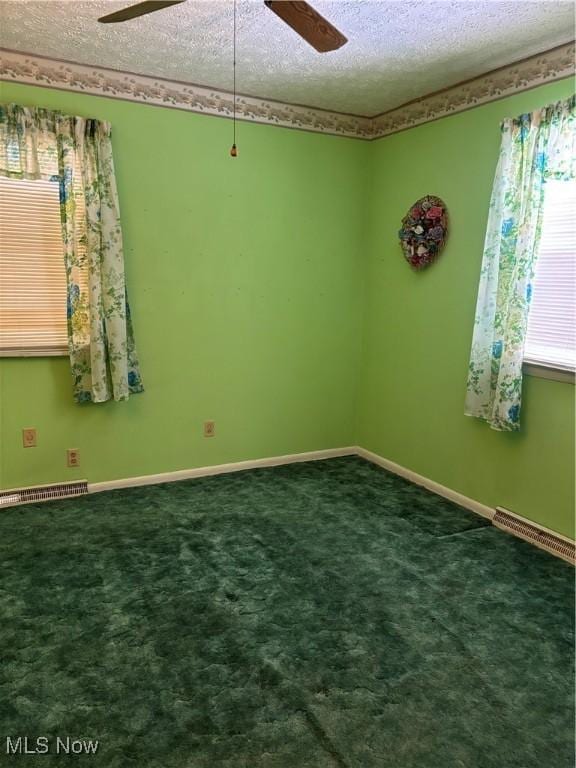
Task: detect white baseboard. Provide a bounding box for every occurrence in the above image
[354,446,495,521]
[88,447,357,494]
[11,443,573,559]
[89,444,494,524]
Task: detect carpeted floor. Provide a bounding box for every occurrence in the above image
[0,457,573,767]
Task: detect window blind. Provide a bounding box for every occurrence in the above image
[0,175,86,356]
[0,176,68,354]
[524,179,576,371]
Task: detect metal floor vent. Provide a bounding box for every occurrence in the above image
[493,507,575,565]
[0,481,88,508]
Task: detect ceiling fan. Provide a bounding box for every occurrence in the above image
[98,1,348,53]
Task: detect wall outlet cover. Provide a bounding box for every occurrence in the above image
[22,428,37,448]
[67,449,80,468]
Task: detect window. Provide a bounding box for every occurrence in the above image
[0,177,67,355]
[524,179,576,374]
[0,175,85,356]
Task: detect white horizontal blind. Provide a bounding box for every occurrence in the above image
[0,174,86,356]
[524,179,576,371]
[0,176,68,354]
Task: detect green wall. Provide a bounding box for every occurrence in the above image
[0,78,574,538]
[0,81,369,488]
[357,79,575,538]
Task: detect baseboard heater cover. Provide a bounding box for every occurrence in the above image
[0,480,89,508]
[493,507,575,565]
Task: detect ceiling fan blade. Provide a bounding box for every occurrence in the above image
[264,1,347,53]
[98,1,185,24]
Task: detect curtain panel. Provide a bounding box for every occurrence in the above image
[465,96,575,431]
[0,104,143,403]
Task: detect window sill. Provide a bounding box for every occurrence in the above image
[523,361,575,384]
[0,347,68,358]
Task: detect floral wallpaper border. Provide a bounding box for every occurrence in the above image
[372,42,576,139]
[0,48,372,140]
[1,43,574,141]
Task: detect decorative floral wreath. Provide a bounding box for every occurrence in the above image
[398,195,448,270]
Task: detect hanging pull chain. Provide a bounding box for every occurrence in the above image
[230,0,238,157]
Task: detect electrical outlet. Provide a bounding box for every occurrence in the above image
[22,428,37,448]
[67,449,80,468]
[204,420,216,438]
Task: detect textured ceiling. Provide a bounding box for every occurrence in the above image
[0,1,573,116]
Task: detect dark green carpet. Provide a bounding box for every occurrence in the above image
[0,457,573,767]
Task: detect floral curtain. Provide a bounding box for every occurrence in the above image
[0,104,143,403]
[465,96,575,431]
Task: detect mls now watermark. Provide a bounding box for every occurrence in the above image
[6,736,99,756]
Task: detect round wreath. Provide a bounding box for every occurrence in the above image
[398,195,448,270]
